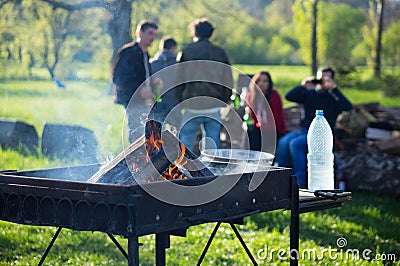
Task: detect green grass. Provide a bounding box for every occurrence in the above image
[0,80,125,164]
[0,70,399,265]
[0,192,398,265]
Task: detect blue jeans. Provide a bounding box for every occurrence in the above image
[179,109,221,152]
[275,128,308,187]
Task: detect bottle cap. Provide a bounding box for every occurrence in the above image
[316,110,324,116]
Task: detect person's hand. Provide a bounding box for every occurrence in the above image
[301,76,316,88]
[152,78,163,90]
[140,86,156,100]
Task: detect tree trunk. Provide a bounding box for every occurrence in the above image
[311,0,319,76]
[40,0,134,66]
[106,1,133,64]
[374,0,384,78]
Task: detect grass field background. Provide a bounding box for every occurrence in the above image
[0,64,399,265]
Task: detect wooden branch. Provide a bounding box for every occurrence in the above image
[89,119,214,185]
[41,0,107,11]
[121,141,181,185]
[0,0,13,9]
[161,131,214,178]
[88,135,146,183]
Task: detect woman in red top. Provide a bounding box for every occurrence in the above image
[246,71,287,153]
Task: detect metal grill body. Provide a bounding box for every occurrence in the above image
[0,164,292,238]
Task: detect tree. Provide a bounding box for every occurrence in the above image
[41,8,72,79]
[374,0,384,77]
[293,0,320,75]
[0,0,14,9]
[311,0,319,75]
[0,0,35,78]
[320,3,366,70]
[41,0,133,63]
[382,20,400,72]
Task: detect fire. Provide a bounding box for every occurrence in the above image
[162,143,188,180]
[145,130,163,161]
[144,121,188,181]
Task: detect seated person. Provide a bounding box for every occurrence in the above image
[274,66,352,188]
[246,71,287,153]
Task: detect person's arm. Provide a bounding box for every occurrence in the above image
[317,77,352,111]
[112,49,139,106]
[112,50,131,89]
[285,85,307,103]
[328,87,353,111]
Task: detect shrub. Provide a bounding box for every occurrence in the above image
[381,74,400,97]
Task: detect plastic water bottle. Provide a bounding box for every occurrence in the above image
[240,87,248,107]
[307,110,334,191]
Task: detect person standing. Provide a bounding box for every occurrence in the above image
[149,36,180,126]
[112,20,158,143]
[274,66,352,188]
[246,71,287,153]
[150,36,177,74]
[176,18,233,153]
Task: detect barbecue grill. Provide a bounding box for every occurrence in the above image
[0,162,301,265]
[0,126,351,265]
[0,163,352,265]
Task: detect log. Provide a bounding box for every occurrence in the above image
[89,120,214,185]
[88,135,146,183]
[373,136,400,155]
[121,136,181,184]
[42,123,98,163]
[121,129,214,184]
[0,118,38,154]
[162,131,214,178]
[336,150,400,198]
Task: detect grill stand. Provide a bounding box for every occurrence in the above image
[196,175,300,266]
[196,221,258,266]
[156,233,170,266]
[108,233,129,260]
[290,174,300,266]
[35,175,301,266]
[128,234,140,266]
[38,227,62,266]
[37,227,133,265]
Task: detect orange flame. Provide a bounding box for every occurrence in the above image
[162,142,188,180]
[145,131,163,161]
[143,121,189,181]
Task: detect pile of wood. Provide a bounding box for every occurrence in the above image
[336,150,400,198]
[334,102,400,197]
[336,102,400,156]
[88,120,213,185]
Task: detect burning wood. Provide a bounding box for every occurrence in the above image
[88,120,213,184]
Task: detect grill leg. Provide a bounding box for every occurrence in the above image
[156,233,170,266]
[197,221,221,266]
[38,227,62,266]
[290,174,299,266]
[127,234,140,266]
[107,234,128,260]
[228,222,258,266]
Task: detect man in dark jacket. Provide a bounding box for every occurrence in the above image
[274,66,353,187]
[176,18,233,152]
[112,20,158,142]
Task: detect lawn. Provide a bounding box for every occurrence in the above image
[0,191,398,265]
[0,65,399,265]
